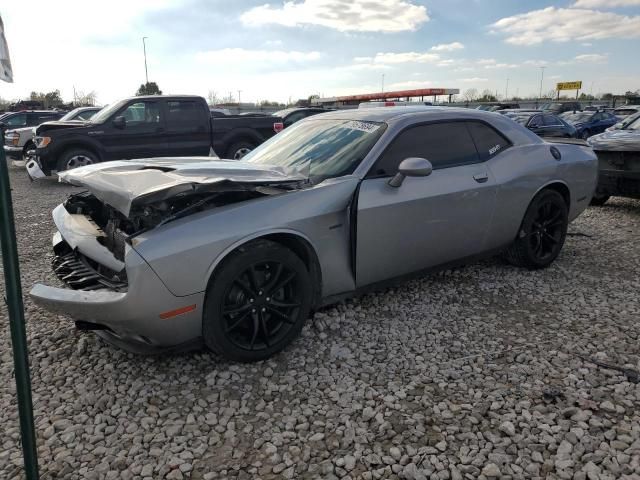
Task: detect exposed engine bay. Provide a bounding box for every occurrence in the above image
[63,187,290,261]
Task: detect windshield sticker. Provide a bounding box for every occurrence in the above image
[343,120,380,133]
[488,144,501,155]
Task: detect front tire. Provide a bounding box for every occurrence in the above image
[56,148,98,172]
[203,240,313,362]
[504,189,568,270]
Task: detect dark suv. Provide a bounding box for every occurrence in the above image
[540,101,582,115]
[0,110,65,133]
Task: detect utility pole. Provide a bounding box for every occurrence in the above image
[538,66,546,100]
[381,74,385,94]
[142,37,149,85]
[505,78,509,100]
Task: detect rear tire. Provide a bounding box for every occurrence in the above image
[203,240,313,362]
[56,148,98,172]
[590,193,610,206]
[503,189,568,270]
[226,141,256,160]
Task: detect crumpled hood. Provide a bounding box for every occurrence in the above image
[588,130,640,152]
[58,157,308,217]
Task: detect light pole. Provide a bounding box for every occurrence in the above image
[505,78,509,100]
[238,90,242,104]
[381,74,385,94]
[538,66,546,100]
[142,37,149,85]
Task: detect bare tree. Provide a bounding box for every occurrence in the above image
[463,88,478,102]
[220,93,235,104]
[74,90,97,106]
[207,90,220,105]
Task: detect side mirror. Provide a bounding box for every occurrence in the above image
[388,157,433,188]
[112,116,126,129]
[0,122,6,130]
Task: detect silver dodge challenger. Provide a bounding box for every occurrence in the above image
[31,107,598,362]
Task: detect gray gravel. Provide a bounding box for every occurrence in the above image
[1,164,640,480]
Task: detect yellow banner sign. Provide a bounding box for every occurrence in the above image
[557,81,582,91]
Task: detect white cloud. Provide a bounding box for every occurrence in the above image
[573,0,640,7]
[581,42,593,46]
[386,80,433,90]
[371,51,440,64]
[240,0,429,33]
[477,58,497,65]
[430,42,464,52]
[574,53,608,63]
[458,77,488,83]
[195,48,322,64]
[491,7,640,45]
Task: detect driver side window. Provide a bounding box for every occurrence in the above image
[368,122,480,177]
[121,102,161,124]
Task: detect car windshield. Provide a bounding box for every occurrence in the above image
[242,118,387,181]
[60,108,93,121]
[625,117,640,131]
[615,109,638,117]
[88,101,126,123]
[621,112,640,128]
[563,112,592,123]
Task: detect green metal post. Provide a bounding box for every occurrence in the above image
[0,133,40,479]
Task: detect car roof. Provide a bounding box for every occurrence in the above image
[315,106,473,122]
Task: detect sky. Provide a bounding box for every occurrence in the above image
[1,0,640,105]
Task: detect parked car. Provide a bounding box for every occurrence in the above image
[26,95,284,178]
[504,111,577,138]
[358,101,430,108]
[273,107,332,128]
[587,114,640,205]
[476,103,520,111]
[540,101,582,115]
[613,106,640,118]
[561,111,618,139]
[498,108,541,115]
[4,107,101,162]
[30,107,597,361]
[0,110,65,134]
[606,111,640,132]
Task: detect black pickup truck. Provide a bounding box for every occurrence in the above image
[27,95,283,177]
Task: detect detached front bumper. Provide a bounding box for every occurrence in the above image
[30,205,205,352]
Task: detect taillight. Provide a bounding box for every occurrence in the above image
[273,122,284,133]
[384,102,396,107]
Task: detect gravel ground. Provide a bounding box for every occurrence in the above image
[1,164,640,480]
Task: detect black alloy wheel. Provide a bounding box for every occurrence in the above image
[504,189,568,269]
[203,240,312,362]
[527,201,565,263]
[223,261,301,350]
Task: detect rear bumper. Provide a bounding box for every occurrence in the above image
[597,169,640,199]
[30,206,205,350]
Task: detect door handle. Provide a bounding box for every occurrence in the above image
[473,173,489,183]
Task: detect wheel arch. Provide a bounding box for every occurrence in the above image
[205,229,323,309]
[537,180,571,210]
[57,142,103,162]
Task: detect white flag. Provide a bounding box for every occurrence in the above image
[0,14,13,83]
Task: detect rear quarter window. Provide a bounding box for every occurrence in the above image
[466,121,512,161]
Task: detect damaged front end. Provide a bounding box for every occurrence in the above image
[31,159,310,351]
